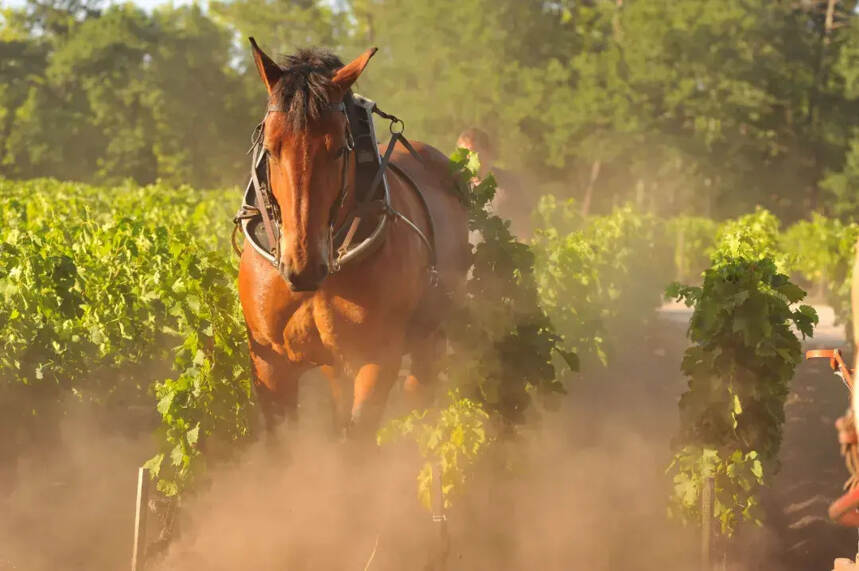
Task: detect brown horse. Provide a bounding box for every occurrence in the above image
[238,41,469,437]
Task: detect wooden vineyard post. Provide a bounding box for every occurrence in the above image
[428,462,449,571]
[131,467,150,571]
[701,475,714,571]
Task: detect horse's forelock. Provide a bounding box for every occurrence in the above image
[272,48,345,132]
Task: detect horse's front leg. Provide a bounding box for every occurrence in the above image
[321,365,351,437]
[349,353,403,438]
[249,337,304,433]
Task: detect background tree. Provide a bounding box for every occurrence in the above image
[1,2,256,187]
[2,0,859,221]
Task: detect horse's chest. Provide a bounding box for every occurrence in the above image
[280,295,370,364]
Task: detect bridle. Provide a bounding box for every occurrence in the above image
[236,94,438,285]
[248,99,355,276]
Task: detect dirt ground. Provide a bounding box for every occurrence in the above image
[0,304,856,570]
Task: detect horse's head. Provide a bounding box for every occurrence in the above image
[249,39,377,291]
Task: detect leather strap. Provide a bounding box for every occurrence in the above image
[237,98,438,285]
[250,144,279,257]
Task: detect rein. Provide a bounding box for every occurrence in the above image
[233,95,438,285]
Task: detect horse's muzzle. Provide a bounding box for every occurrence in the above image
[278,261,329,291]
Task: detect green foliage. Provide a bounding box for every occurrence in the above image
[583,205,672,332]
[1,3,253,187]
[354,0,576,175]
[712,208,786,270]
[668,446,764,535]
[542,0,859,218]
[666,216,718,282]
[210,0,345,57]
[144,245,252,495]
[532,212,607,365]
[4,0,859,220]
[379,149,573,509]
[534,195,583,237]
[821,134,859,219]
[0,178,252,495]
[781,213,840,285]
[666,255,817,535]
[533,199,671,366]
[825,12,859,220]
[445,148,570,422]
[378,392,489,510]
[782,214,859,340]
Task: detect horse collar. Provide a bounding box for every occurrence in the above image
[233,96,438,286]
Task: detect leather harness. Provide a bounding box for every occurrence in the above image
[233,93,438,284]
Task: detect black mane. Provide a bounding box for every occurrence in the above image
[273,48,344,132]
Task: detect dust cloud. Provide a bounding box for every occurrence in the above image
[148,317,701,571]
[0,400,154,570]
[147,405,698,571]
[4,309,816,571]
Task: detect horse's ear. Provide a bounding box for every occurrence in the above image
[249,37,282,94]
[331,47,378,96]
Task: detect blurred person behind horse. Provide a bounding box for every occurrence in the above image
[456,127,533,239]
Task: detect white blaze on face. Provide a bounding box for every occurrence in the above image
[278,226,329,271]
